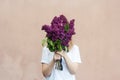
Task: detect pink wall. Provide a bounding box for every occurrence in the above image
[0,0,120,80]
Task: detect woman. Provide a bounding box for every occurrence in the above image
[41,40,82,80]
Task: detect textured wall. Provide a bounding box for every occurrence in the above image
[0,0,120,80]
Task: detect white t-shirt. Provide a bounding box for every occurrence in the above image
[41,45,82,80]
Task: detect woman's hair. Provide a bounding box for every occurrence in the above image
[68,39,73,50]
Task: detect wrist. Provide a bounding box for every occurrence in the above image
[52,58,56,63]
[62,52,67,58]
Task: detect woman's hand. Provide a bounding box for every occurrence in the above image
[42,51,62,77]
[55,51,66,58]
[56,51,79,74]
[53,52,62,62]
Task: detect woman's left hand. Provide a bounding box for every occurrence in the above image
[56,51,66,57]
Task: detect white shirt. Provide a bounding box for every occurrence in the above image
[41,45,82,80]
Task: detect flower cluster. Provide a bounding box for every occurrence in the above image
[42,15,75,52]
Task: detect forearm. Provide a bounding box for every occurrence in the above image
[63,54,77,74]
[42,59,55,77]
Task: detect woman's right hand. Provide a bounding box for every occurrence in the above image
[42,52,61,77]
[53,52,61,62]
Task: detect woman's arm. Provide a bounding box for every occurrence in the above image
[42,53,61,77]
[42,59,55,77]
[64,53,79,74]
[56,51,79,74]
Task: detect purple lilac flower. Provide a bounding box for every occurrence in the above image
[42,15,75,51]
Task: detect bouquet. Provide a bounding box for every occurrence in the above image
[41,15,75,70]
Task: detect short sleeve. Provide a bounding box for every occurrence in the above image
[41,47,49,64]
[71,45,82,63]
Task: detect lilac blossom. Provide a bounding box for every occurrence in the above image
[42,15,75,52]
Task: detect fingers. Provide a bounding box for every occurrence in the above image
[54,54,61,61]
[56,54,61,59]
[55,51,64,57]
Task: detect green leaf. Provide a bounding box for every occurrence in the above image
[47,38,55,52]
[64,23,69,32]
[55,40,62,51]
[65,46,69,52]
[42,37,47,46]
[59,44,62,51]
[49,40,54,46]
